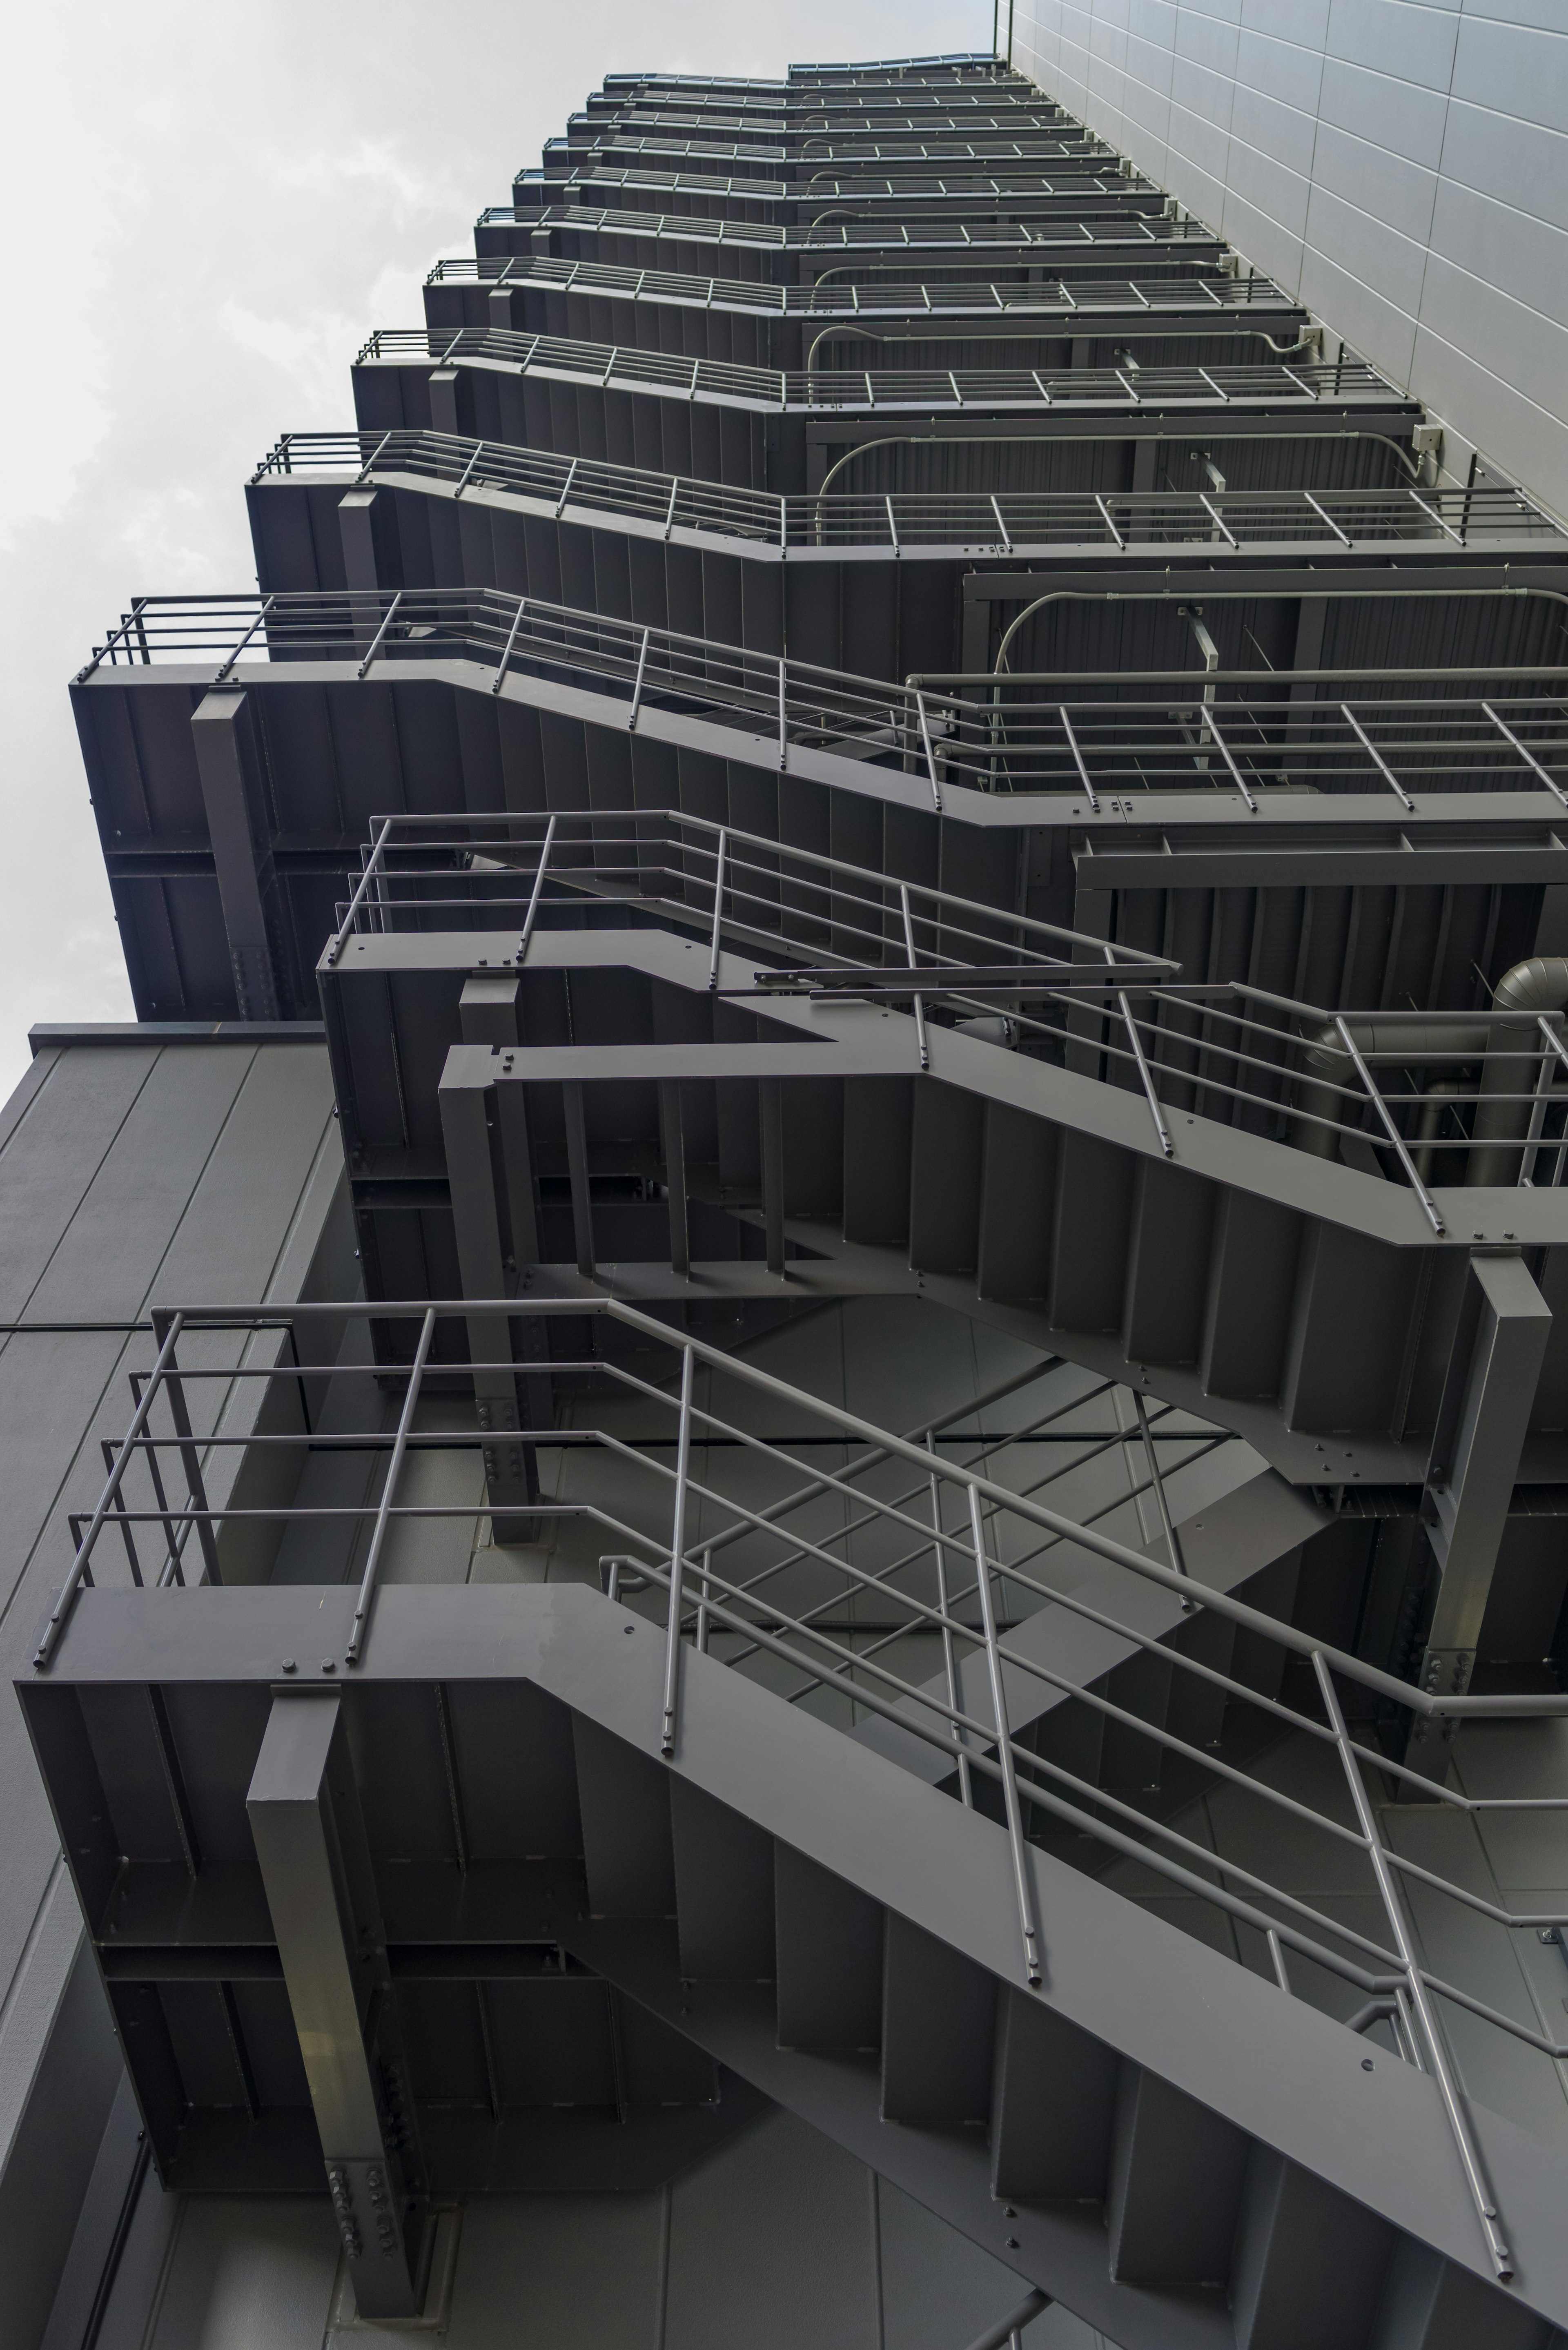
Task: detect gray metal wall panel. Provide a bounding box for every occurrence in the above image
[101,2113,1098,2349]
[0,1037,342,2350]
[1010,0,1568,519]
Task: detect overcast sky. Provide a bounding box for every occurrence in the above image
[0,0,991,1099]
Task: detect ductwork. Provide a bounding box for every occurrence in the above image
[1294,957,1568,1185]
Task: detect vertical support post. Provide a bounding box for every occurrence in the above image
[247,1690,428,2318]
[760,1079,786,1275]
[189,689,283,1021]
[1410,1252,1551,1773]
[337,490,381,600]
[438,1063,538,1540]
[659,1080,690,1275]
[428,368,461,434]
[659,1345,697,1757]
[564,1082,596,1279]
[964,1484,1042,1987]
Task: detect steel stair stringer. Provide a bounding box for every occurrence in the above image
[537,1587,1568,2340]
[417,925,1564,1485]
[561,1922,1231,2350]
[33,1578,1568,2346]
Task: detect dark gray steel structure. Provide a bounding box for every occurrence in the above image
[18,43,1568,2350]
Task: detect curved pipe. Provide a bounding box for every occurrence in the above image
[804,321,886,378]
[988,582,1568,677]
[1294,959,1568,1184]
[811,426,1431,505]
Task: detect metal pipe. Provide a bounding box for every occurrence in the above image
[1312,1655,1512,2282]
[927,1432,973,1805]
[966,1484,1041,1986]
[960,2291,1049,2350]
[659,1345,697,1757]
[1293,959,1568,1186]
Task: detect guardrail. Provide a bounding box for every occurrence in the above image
[555,130,1115,170]
[74,592,1568,820]
[429,248,1291,319]
[254,428,1555,557]
[356,323,1393,412]
[512,161,1151,205]
[501,200,1209,255]
[38,1288,1568,2280]
[316,803,1568,1225]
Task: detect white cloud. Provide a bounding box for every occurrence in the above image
[0,0,989,1097]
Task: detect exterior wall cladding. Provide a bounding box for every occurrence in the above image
[18,36,1568,2350]
[1009,0,1568,524]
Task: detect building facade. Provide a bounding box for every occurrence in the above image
[1009,0,1568,524]
[5,39,1568,2350]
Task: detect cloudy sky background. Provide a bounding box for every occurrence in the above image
[0,0,991,1097]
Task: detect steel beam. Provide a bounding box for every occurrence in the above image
[437,1070,539,1540]
[189,690,282,1021]
[246,1689,428,2317]
[337,491,381,594]
[1410,1252,1553,1772]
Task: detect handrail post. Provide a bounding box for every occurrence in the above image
[491,594,530,695]
[1332,1016,1446,1235]
[708,829,728,990]
[627,627,652,732]
[151,1310,223,1590]
[660,1345,697,1757]
[518,812,558,961]
[356,589,403,679]
[900,883,929,1072]
[324,816,393,967]
[928,1436,972,1804]
[778,656,789,771]
[915,689,943,811]
[33,1312,189,1666]
[966,1484,1042,1986]
[345,1306,437,1664]
[1312,1654,1512,2282]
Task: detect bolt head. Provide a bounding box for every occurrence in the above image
[281,1659,297,1673]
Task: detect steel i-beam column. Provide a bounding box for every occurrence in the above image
[439,1056,540,1542]
[1409,1251,1552,1776]
[190,689,283,1021]
[246,1688,428,2317]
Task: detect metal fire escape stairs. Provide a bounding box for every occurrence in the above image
[42,47,1568,2350]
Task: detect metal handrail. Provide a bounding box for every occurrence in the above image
[320,806,1170,988]
[76,591,1568,815]
[254,430,1555,556]
[47,1290,1568,2279]
[323,805,1568,1210]
[355,323,1398,413]
[499,199,1207,255]
[430,247,1294,317]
